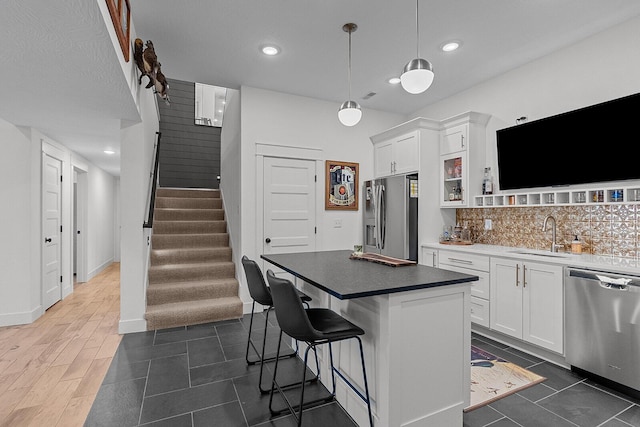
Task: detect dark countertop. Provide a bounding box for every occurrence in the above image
[261,250,479,299]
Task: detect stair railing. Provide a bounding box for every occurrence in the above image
[143,131,162,228]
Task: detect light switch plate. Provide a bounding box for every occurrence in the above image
[333,219,342,228]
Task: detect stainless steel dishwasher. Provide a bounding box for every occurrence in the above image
[565,267,640,394]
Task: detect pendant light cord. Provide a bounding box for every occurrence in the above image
[415,0,420,57]
[348,27,352,101]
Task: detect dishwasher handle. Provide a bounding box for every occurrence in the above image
[568,268,640,291]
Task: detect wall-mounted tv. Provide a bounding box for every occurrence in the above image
[496,92,640,191]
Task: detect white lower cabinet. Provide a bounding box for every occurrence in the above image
[490,257,564,353]
[420,247,438,267]
[438,250,490,327]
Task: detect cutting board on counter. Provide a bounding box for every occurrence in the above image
[440,240,473,245]
[349,252,416,267]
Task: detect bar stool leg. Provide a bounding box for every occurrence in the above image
[356,336,374,427]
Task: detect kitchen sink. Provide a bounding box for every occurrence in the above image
[508,250,571,258]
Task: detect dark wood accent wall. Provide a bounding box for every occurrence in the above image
[157,78,221,189]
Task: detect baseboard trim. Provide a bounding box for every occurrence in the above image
[88,257,115,281]
[118,318,147,334]
[0,305,43,327]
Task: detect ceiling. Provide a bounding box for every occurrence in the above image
[2,0,640,176]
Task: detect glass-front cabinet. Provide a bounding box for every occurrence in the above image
[439,112,490,208]
[441,151,467,206]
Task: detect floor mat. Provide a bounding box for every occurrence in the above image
[465,345,546,412]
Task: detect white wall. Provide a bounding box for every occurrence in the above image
[119,86,159,334]
[236,87,405,307]
[70,152,118,278]
[409,15,640,181]
[0,119,40,324]
[220,89,243,298]
[86,164,117,276]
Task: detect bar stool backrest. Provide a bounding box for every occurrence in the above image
[242,256,273,306]
[266,270,319,342]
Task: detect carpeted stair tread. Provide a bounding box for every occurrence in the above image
[155,197,222,209]
[145,297,243,330]
[154,208,225,221]
[147,278,239,305]
[156,188,220,199]
[148,262,236,284]
[151,247,232,265]
[152,221,228,235]
[151,233,229,249]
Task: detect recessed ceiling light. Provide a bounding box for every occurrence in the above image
[261,45,280,56]
[388,77,401,84]
[441,40,462,52]
[104,150,115,155]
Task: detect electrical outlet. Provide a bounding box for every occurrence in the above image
[333,219,342,228]
[484,219,492,230]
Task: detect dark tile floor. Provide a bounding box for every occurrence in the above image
[85,313,640,427]
[467,335,640,427]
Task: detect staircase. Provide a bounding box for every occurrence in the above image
[145,188,243,330]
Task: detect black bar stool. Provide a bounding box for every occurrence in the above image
[241,256,314,393]
[266,269,374,427]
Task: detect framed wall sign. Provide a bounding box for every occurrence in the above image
[106,0,131,62]
[325,160,358,210]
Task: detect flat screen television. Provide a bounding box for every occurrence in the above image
[496,92,640,191]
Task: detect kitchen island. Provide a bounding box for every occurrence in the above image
[262,250,478,427]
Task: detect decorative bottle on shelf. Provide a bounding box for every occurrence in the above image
[482,167,493,195]
[453,183,462,200]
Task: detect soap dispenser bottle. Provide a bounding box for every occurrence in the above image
[571,235,582,254]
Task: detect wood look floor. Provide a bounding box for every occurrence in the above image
[0,263,121,427]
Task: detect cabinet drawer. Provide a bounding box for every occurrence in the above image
[437,263,490,299]
[438,250,490,272]
[471,296,490,328]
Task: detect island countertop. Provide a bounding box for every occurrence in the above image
[261,249,479,299]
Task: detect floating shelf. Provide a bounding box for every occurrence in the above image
[473,186,640,207]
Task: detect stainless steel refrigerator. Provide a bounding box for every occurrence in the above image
[363,174,418,261]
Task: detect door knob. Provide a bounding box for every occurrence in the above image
[265,238,271,243]
[45,237,52,243]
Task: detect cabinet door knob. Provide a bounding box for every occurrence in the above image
[45,237,52,243]
[265,238,271,244]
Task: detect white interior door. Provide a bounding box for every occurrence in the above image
[43,153,62,310]
[263,157,316,261]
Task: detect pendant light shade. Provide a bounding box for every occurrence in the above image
[338,23,362,127]
[338,100,362,127]
[401,58,434,94]
[401,0,434,94]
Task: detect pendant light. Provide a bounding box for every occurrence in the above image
[338,23,362,127]
[401,0,434,94]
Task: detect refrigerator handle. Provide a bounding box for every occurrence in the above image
[374,184,381,250]
[373,185,380,250]
[379,184,386,250]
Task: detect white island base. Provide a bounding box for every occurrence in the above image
[298,280,472,427]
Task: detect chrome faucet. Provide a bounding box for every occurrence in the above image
[542,215,562,252]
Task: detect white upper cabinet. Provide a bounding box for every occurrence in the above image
[373,130,419,178]
[440,123,468,155]
[439,112,491,208]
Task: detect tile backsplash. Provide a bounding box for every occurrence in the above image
[456,204,639,258]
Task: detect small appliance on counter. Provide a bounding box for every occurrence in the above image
[363,174,418,261]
